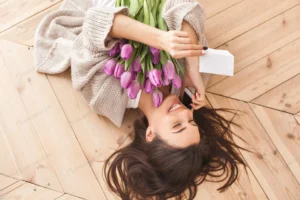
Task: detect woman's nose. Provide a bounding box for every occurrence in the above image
[177,108,191,121]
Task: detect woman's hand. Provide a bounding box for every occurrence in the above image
[159,31,206,59]
[180,63,206,110]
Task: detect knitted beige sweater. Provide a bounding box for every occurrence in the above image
[34,0,211,127]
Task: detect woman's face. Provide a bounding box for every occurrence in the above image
[147,94,200,148]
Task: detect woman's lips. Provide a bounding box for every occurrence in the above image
[167,97,182,112]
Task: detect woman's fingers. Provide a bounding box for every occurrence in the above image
[171,50,205,59]
[172,43,204,50]
[174,31,189,37]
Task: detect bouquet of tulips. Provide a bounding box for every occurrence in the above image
[103,0,184,107]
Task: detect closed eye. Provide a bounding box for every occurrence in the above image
[172,119,197,133]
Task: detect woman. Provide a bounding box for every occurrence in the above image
[34,0,252,199]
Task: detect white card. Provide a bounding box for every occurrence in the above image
[199,48,234,76]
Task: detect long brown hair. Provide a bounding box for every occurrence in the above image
[104,106,253,200]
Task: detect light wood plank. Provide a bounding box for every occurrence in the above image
[250,104,300,183]
[47,70,141,199]
[0,0,62,33]
[0,175,18,191]
[0,181,62,200]
[206,93,300,199]
[0,129,20,179]
[252,74,300,114]
[207,38,300,102]
[0,45,63,191]
[207,5,300,88]
[201,0,243,18]
[206,0,300,48]
[56,194,82,200]
[0,39,106,200]
[295,115,300,125]
[0,3,61,46]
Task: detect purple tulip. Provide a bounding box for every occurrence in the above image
[103,59,118,75]
[132,57,142,72]
[119,39,127,49]
[143,79,154,93]
[146,71,149,78]
[172,74,182,89]
[150,46,160,56]
[149,69,163,87]
[121,44,133,60]
[152,53,160,65]
[120,71,134,89]
[163,77,170,86]
[163,60,176,80]
[152,90,163,108]
[109,43,120,57]
[127,80,141,99]
[114,63,125,79]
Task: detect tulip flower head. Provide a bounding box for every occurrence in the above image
[172,74,182,89]
[149,69,163,87]
[109,43,120,57]
[103,59,118,75]
[120,71,134,89]
[121,44,133,60]
[152,90,163,108]
[132,57,142,72]
[163,60,176,80]
[143,79,154,94]
[114,63,125,79]
[127,80,141,99]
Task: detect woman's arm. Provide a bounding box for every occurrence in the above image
[180,20,207,110]
[109,14,205,59]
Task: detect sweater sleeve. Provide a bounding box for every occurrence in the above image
[34,2,133,127]
[71,6,131,127]
[163,0,211,88]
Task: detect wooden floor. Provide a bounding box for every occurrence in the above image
[0,0,300,199]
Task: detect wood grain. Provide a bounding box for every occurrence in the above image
[0,175,18,191]
[250,104,300,183]
[206,93,300,199]
[0,0,62,33]
[0,39,106,200]
[0,181,62,200]
[207,38,300,102]
[201,0,243,18]
[56,194,82,200]
[207,5,300,88]
[0,46,63,191]
[205,0,300,48]
[252,74,300,114]
[295,115,300,125]
[46,69,141,199]
[0,3,62,46]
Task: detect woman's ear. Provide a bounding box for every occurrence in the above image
[146,126,155,142]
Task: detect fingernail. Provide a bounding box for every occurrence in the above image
[202,50,206,54]
[203,46,208,50]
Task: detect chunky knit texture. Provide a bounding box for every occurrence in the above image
[34,0,211,127]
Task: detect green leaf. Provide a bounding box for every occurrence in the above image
[160,50,168,65]
[157,0,168,31]
[139,72,145,87]
[125,48,138,71]
[116,0,121,7]
[140,45,149,62]
[133,41,140,48]
[136,7,144,21]
[149,12,155,27]
[143,0,150,24]
[129,0,142,17]
[154,63,162,70]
